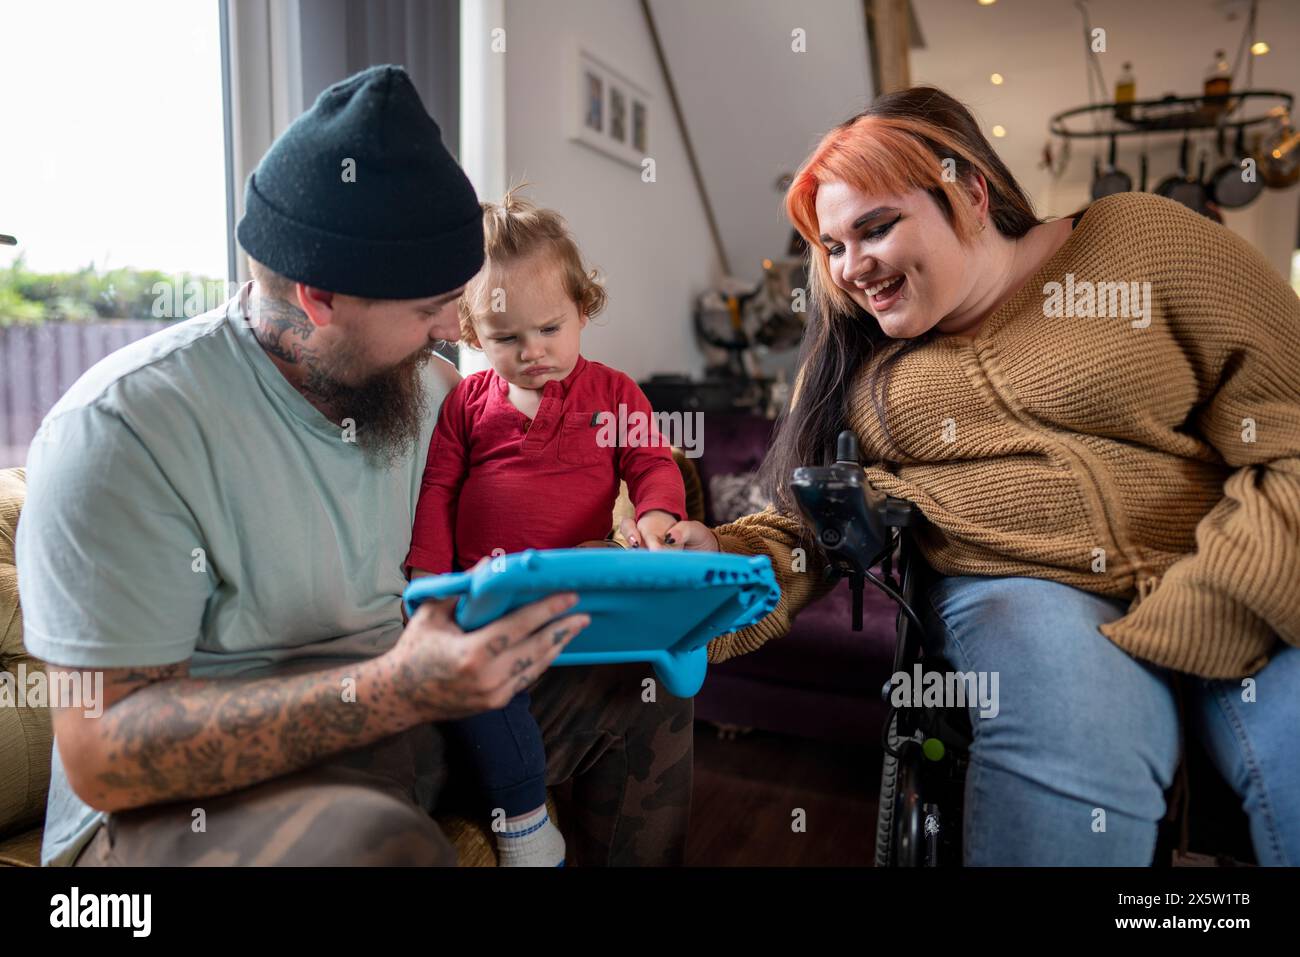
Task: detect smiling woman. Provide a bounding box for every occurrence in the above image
[667,84,1300,867]
[769,86,1046,488]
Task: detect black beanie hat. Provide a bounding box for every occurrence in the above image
[236,64,484,300]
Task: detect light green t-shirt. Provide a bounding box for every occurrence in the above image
[16,282,453,865]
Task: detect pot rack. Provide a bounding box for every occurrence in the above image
[1049,90,1293,139]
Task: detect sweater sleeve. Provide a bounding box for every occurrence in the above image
[615,377,687,523]
[708,504,836,663]
[1098,207,1300,677]
[406,382,471,575]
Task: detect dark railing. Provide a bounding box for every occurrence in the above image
[0,321,171,467]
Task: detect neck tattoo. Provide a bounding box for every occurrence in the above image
[249,296,338,415]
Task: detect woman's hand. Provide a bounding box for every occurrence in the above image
[623,509,677,549]
[620,516,720,552]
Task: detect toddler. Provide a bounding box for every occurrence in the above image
[407,188,687,866]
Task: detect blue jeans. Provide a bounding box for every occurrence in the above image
[920,574,1300,866]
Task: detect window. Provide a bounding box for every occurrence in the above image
[0,0,229,466]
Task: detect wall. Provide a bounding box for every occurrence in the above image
[648,0,873,284]
[491,0,722,380]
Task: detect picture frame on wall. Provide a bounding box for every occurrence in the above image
[610,87,627,143]
[584,69,603,133]
[568,47,650,168]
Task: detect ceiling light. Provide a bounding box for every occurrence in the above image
[992,125,1006,137]
[990,73,1004,85]
[1251,41,1269,55]
[978,0,996,6]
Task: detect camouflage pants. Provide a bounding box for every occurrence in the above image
[73,662,693,866]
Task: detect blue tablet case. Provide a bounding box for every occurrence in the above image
[402,549,780,697]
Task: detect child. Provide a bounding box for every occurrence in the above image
[406,187,687,866]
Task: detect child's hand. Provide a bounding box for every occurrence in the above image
[617,509,673,549]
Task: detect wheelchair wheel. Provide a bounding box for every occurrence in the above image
[875,711,927,866]
[876,707,967,867]
[874,716,899,866]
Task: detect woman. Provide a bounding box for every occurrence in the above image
[649,87,1300,866]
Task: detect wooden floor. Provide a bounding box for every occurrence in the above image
[686,722,879,867]
[682,722,1257,868]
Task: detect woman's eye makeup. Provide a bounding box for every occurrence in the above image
[827,214,901,257]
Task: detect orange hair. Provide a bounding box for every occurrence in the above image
[785,89,1037,322]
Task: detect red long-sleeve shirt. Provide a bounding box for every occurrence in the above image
[407,354,687,574]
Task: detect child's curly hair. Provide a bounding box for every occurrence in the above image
[458,183,607,349]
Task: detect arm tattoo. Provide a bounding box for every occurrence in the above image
[87,661,413,811]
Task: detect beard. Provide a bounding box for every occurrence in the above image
[303,337,433,468]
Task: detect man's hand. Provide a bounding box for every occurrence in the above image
[388,588,588,719]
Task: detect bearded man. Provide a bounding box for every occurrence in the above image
[16,65,692,867]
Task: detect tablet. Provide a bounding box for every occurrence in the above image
[402,548,780,697]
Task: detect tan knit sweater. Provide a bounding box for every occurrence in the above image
[709,192,1300,679]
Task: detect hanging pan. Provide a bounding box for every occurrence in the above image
[1156,131,1209,214]
[1208,125,1264,209]
[1090,134,1132,199]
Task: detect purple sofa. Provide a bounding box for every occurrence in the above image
[692,412,899,744]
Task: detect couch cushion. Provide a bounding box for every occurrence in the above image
[0,467,55,840]
[0,824,42,867]
[692,413,776,527]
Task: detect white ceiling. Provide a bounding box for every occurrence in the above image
[909,0,1300,215]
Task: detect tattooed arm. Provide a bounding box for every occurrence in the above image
[50,592,590,813]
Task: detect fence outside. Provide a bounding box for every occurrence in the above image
[0,321,171,468]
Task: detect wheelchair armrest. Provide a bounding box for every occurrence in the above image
[882,496,924,528]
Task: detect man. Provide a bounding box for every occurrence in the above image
[16,65,692,866]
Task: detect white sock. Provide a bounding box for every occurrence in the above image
[496,804,566,867]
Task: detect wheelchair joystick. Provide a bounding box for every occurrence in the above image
[790,430,918,631]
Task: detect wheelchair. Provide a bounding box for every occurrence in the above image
[791,430,1257,868]
[791,430,970,867]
